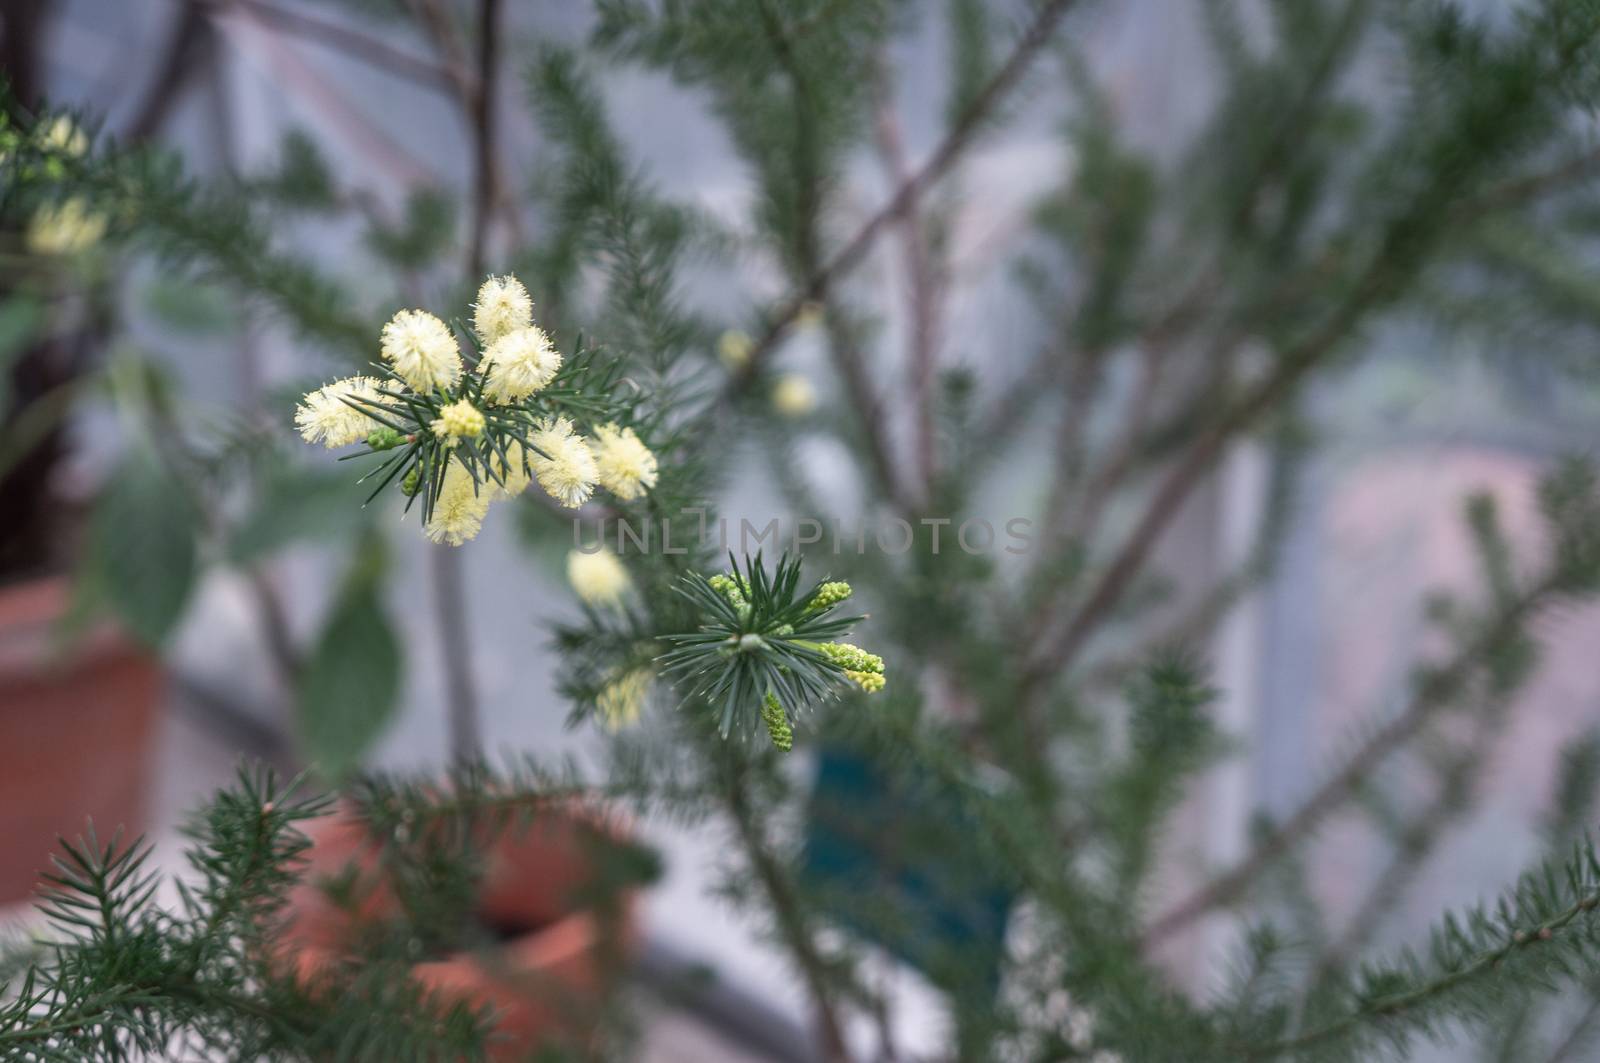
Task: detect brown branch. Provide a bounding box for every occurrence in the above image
[407,0,524,248]
[194,0,462,95]
[465,0,498,277]
[125,5,210,141]
[722,0,1082,400]
[1305,699,1503,991]
[1140,578,1557,948]
[430,0,501,766]
[724,764,852,1063]
[871,54,941,502]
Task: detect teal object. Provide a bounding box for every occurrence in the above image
[802,747,1015,995]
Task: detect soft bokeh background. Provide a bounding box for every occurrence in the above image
[8,1,1600,1059]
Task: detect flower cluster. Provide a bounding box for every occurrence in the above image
[294,274,658,545]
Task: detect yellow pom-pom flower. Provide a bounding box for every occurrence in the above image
[717,329,752,369]
[597,666,652,728]
[567,547,632,606]
[381,309,461,393]
[772,373,817,417]
[424,459,492,546]
[591,423,658,501]
[27,197,105,256]
[529,416,598,509]
[295,376,386,448]
[430,399,485,446]
[472,274,533,345]
[478,325,560,405]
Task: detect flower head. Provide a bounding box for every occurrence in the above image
[486,441,532,499]
[472,274,533,345]
[479,325,560,404]
[591,423,658,501]
[42,116,88,158]
[381,309,461,393]
[717,329,752,370]
[772,373,817,418]
[529,416,598,509]
[425,459,492,546]
[567,547,632,606]
[295,376,386,448]
[430,399,485,446]
[597,666,653,728]
[28,197,105,256]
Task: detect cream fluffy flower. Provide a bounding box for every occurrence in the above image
[28,197,105,256]
[478,325,560,405]
[567,547,632,607]
[472,274,533,345]
[717,329,752,370]
[430,399,485,445]
[487,441,532,499]
[596,665,652,728]
[529,416,598,509]
[295,376,385,448]
[381,309,461,393]
[424,459,492,546]
[591,423,658,501]
[772,373,817,417]
[42,116,88,158]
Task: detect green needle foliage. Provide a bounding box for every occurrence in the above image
[660,553,881,747]
[0,768,489,1061]
[14,0,1600,1059]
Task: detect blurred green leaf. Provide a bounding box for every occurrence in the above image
[141,274,237,336]
[0,296,46,410]
[229,466,374,564]
[258,129,338,210]
[297,544,401,779]
[365,187,456,272]
[88,451,200,647]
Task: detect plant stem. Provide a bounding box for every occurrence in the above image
[723,759,851,1062]
[1245,888,1600,1059]
[429,0,500,766]
[1141,577,1558,947]
[722,0,1082,398]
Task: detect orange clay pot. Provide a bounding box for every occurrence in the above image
[280,803,639,1059]
[0,577,162,905]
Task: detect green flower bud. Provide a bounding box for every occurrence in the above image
[401,467,421,496]
[367,427,405,451]
[761,692,793,753]
[818,642,884,676]
[806,581,852,613]
[708,573,748,611]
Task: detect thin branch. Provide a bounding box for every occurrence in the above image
[723,761,852,1063]
[754,0,911,513]
[195,0,463,96]
[1140,578,1558,947]
[1305,699,1505,992]
[871,53,941,502]
[430,0,502,766]
[1244,882,1600,1059]
[125,5,210,141]
[465,0,498,277]
[722,0,1082,400]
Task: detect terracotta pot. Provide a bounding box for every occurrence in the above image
[0,577,163,905]
[281,803,640,1059]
